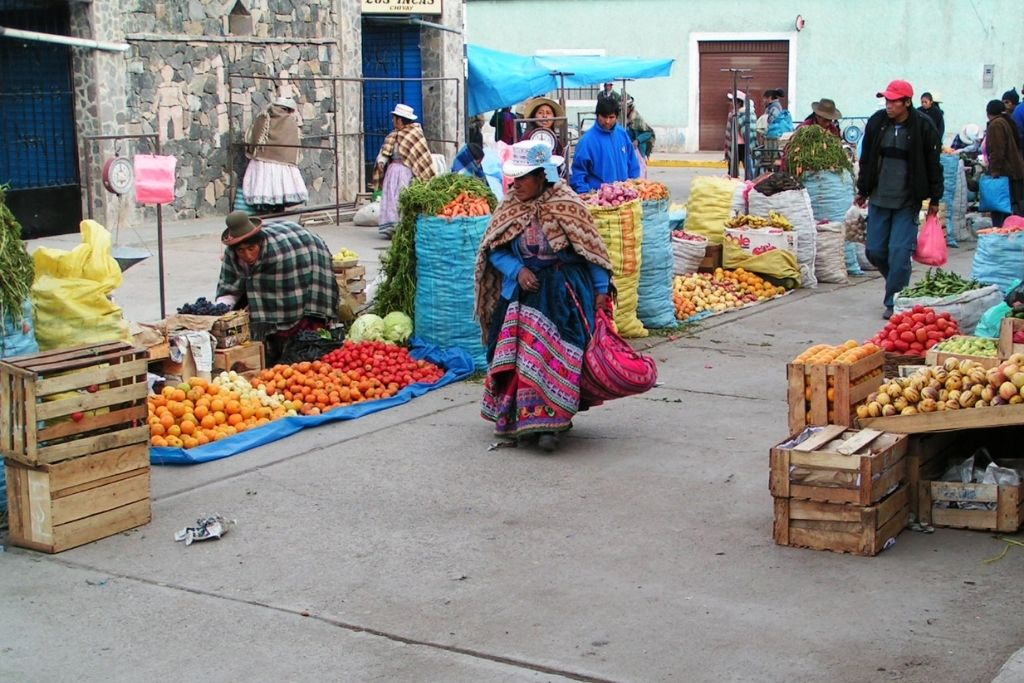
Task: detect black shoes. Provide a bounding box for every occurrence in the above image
[883,307,894,320]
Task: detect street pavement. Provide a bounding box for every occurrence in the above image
[5,171,1023,682]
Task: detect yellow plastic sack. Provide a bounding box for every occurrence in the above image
[31,220,131,351]
[723,242,801,290]
[589,199,647,338]
[684,176,742,245]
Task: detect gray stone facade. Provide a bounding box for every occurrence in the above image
[65,0,465,226]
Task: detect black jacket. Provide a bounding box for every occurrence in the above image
[918,105,945,141]
[857,107,944,205]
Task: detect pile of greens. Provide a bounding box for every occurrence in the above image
[373,174,496,317]
[0,185,34,324]
[900,269,988,298]
[782,125,854,178]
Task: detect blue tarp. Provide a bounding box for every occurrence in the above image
[467,44,674,116]
[151,339,475,465]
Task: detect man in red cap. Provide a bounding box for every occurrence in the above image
[855,79,943,319]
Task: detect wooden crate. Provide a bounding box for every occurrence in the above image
[906,432,962,518]
[860,403,1024,434]
[919,478,1023,532]
[786,350,884,434]
[773,483,909,556]
[697,243,722,272]
[5,443,151,553]
[770,425,907,506]
[998,317,1024,360]
[167,310,250,349]
[213,341,265,374]
[925,341,999,370]
[0,342,149,467]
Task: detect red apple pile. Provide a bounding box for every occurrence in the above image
[868,305,960,356]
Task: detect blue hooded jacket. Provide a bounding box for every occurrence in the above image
[570,123,641,193]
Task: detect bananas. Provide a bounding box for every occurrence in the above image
[725,211,794,230]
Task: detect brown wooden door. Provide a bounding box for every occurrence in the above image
[698,41,789,151]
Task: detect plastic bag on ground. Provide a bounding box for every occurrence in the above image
[415,214,489,369]
[971,232,1024,292]
[684,176,742,245]
[815,223,848,284]
[31,220,131,351]
[636,198,677,329]
[353,201,380,226]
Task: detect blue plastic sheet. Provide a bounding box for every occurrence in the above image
[415,214,489,370]
[467,44,674,116]
[636,199,677,328]
[150,340,475,465]
[971,232,1024,292]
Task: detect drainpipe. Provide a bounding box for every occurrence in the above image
[0,26,130,52]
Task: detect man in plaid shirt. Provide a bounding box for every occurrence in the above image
[216,211,339,364]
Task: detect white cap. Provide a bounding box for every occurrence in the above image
[391,103,418,121]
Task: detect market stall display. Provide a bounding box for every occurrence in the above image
[672,268,786,320]
[894,269,1002,335]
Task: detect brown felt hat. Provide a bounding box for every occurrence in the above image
[811,98,842,120]
[222,211,262,246]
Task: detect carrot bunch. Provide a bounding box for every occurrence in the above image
[438,192,492,218]
[626,179,670,201]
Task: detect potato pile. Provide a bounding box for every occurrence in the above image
[857,354,1024,418]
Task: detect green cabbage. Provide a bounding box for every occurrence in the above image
[348,314,385,342]
[383,311,413,344]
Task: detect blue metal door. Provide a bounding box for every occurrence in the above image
[361,22,423,184]
[0,0,81,238]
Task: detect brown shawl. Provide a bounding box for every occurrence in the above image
[474,181,612,339]
[246,105,300,165]
[371,123,437,187]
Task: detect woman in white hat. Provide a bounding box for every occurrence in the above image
[242,95,309,213]
[372,103,437,238]
[474,140,613,453]
[521,97,566,159]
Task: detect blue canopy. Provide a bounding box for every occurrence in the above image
[467,44,674,116]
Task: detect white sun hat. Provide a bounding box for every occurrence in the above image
[501,140,564,183]
[274,96,297,110]
[391,103,418,121]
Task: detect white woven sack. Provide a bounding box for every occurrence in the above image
[814,222,848,284]
[671,234,708,276]
[748,188,817,287]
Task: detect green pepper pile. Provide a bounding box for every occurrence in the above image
[900,269,987,298]
[0,184,34,324]
[782,125,854,178]
[373,174,496,318]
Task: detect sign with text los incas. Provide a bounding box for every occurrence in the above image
[361,0,442,15]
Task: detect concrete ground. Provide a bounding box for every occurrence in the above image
[5,170,1023,682]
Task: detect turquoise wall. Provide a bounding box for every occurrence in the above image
[467,0,1024,150]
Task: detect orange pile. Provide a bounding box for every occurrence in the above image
[792,340,881,366]
[148,377,283,449]
[254,360,401,416]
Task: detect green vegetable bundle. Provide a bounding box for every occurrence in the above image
[900,269,987,298]
[0,185,34,324]
[782,125,853,178]
[373,174,496,317]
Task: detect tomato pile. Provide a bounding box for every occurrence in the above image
[868,305,961,356]
[253,341,445,416]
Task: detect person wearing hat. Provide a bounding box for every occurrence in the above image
[724,91,754,176]
[242,95,308,213]
[951,123,983,153]
[372,103,437,239]
[983,99,1024,227]
[521,97,566,159]
[800,98,843,138]
[215,211,339,365]
[917,92,945,141]
[475,140,613,453]
[855,79,943,320]
[626,96,656,162]
[597,81,621,107]
[570,97,641,193]
[1004,88,1024,153]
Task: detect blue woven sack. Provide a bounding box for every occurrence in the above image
[801,170,854,224]
[636,199,677,328]
[971,232,1024,292]
[415,214,489,370]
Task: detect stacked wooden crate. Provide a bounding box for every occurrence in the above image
[770,425,909,556]
[787,350,884,434]
[334,259,367,305]
[1,342,151,553]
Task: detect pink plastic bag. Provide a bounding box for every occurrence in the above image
[914,215,948,266]
[134,154,177,205]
